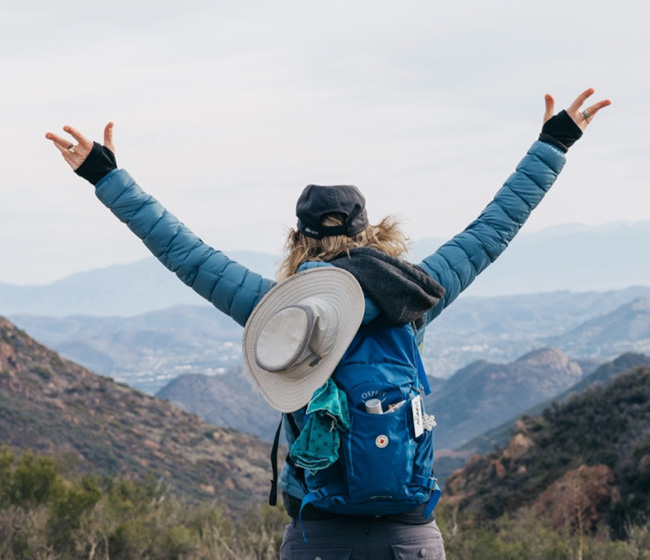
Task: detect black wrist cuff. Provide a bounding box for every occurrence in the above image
[74,142,118,185]
[538,109,583,153]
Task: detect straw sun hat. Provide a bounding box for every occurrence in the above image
[242,267,365,413]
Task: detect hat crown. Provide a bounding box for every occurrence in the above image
[255,302,331,373]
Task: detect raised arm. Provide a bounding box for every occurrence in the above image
[418,89,611,325]
[46,124,275,327]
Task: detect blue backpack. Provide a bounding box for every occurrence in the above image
[270,321,441,525]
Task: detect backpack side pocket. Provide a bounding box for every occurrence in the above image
[341,399,416,504]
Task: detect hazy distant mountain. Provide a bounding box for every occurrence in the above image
[552,297,650,358]
[411,220,650,297]
[426,348,587,451]
[10,305,243,393]
[420,287,650,378]
[0,316,272,510]
[1,221,649,317]
[0,251,277,317]
[156,364,278,441]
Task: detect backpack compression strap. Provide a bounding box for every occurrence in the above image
[416,349,431,395]
[298,483,347,542]
[415,348,440,517]
[418,476,442,518]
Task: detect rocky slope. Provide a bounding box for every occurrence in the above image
[0,316,274,513]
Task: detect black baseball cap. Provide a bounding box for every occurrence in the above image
[296,184,369,239]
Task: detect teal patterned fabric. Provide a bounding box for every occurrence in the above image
[289,380,350,473]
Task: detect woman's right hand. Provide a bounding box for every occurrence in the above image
[46,122,118,185]
[46,122,115,171]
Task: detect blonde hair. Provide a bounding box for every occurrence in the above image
[277,213,409,281]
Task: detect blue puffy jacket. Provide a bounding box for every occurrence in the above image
[95,140,565,330]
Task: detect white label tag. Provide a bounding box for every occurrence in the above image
[412,395,424,438]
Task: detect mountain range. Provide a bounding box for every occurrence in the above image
[9,290,650,393]
[550,297,650,359]
[0,251,277,317]
[419,220,650,297]
[1,221,649,317]
[424,347,592,450]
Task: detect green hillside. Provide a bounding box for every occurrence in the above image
[444,365,650,539]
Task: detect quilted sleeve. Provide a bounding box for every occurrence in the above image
[418,141,566,325]
[94,169,276,327]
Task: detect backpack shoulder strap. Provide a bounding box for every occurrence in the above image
[269,413,305,506]
[269,416,284,506]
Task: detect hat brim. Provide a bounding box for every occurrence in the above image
[242,267,364,413]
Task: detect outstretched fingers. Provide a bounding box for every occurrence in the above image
[45,125,93,170]
[46,131,74,150]
[47,140,78,169]
[583,98,612,120]
[564,88,611,130]
[63,125,93,151]
[567,88,595,115]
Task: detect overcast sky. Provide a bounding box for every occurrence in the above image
[1,0,646,285]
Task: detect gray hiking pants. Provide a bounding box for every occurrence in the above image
[280,517,446,559]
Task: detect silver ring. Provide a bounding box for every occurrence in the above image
[581,110,591,121]
[67,145,76,153]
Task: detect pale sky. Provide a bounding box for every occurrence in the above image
[1,0,647,285]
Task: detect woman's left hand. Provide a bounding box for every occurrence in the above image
[543,88,611,131]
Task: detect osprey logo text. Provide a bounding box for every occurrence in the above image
[361,390,387,401]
